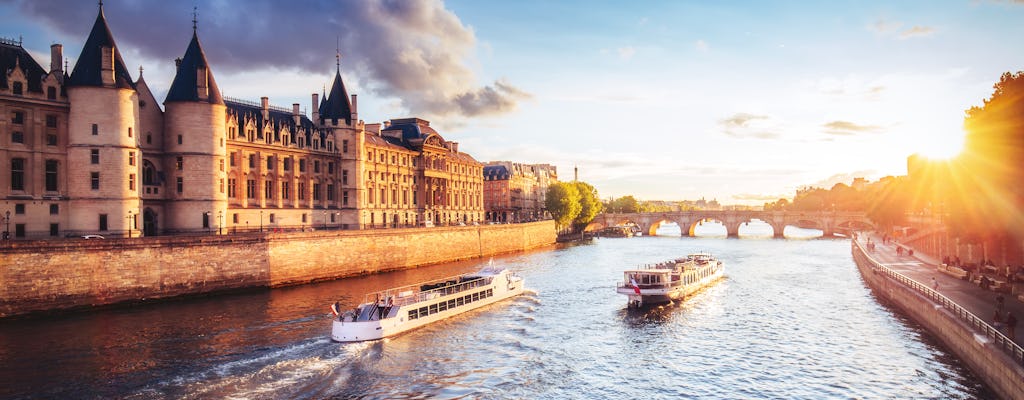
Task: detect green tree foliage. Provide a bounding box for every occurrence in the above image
[763,198,790,211]
[604,196,640,213]
[545,182,581,228]
[573,181,602,228]
[864,176,910,230]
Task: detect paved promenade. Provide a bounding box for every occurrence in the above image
[857,233,1023,346]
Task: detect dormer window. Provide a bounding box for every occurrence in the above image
[12,82,23,95]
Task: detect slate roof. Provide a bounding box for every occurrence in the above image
[381,118,437,141]
[225,99,321,147]
[66,7,135,89]
[164,31,223,104]
[0,39,47,92]
[484,165,511,180]
[319,68,352,125]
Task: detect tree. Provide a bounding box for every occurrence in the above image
[573,181,602,229]
[864,176,911,230]
[606,196,640,213]
[545,182,581,229]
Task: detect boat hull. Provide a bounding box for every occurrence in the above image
[617,262,724,307]
[332,274,524,342]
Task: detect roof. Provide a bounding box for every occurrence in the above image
[0,38,48,93]
[319,68,352,125]
[164,32,223,104]
[484,165,511,180]
[66,6,136,89]
[225,98,319,146]
[381,118,437,141]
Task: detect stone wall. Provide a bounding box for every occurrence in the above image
[0,221,555,317]
[852,242,1024,400]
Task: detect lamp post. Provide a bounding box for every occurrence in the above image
[259,210,263,232]
[217,210,223,235]
[3,210,10,240]
[323,210,327,230]
[126,210,134,238]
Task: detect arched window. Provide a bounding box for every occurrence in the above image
[143,160,157,185]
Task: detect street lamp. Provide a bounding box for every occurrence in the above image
[3,210,10,240]
[217,210,223,235]
[126,210,134,238]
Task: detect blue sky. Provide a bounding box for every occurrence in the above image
[4,0,1024,204]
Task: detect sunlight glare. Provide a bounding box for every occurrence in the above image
[917,128,965,160]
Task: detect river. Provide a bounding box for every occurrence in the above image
[0,233,994,399]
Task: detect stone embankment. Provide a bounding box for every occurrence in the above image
[852,238,1024,400]
[0,221,555,318]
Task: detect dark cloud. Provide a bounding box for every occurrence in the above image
[13,0,527,118]
[822,120,882,135]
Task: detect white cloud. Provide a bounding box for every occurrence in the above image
[695,39,709,52]
[617,46,636,60]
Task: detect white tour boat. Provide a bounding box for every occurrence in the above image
[330,266,525,342]
[616,252,724,307]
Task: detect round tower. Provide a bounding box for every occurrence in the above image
[65,4,142,237]
[162,27,227,233]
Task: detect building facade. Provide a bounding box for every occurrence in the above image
[1,4,483,239]
[482,161,556,223]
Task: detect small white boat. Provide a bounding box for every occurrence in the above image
[330,266,525,342]
[616,253,724,307]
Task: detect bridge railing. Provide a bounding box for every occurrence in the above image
[852,239,1024,364]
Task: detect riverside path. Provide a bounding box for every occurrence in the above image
[858,233,1024,347]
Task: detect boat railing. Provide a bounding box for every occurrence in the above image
[362,275,495,307]
[618,261,722,289]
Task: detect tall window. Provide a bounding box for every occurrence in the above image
[176,157,183,170]
[264,181,273,199]
[45,160,58,191]
[314,161,320,173]
[328,184,335,201]
[313,183,321,200]
[11,111,24,124]
[92,124,98,135]
[46,115,57,128]
[91,149,100,164]
[143,161,156,185]
[91,172,100,190]
[328,162,334,174]
[249,154,256,168]
[11,159,25,190]
[129,174,136,191]
[299,159,306,172]
[266,156,274,170]
[343,140,349,153]
[99,214,108,231]
[282,182,290,200]
[176,177,183,193]
[228,178,237,198]
[129,152,136,166]
[298,182,305,200]
[342,170,348,185]
[246,179,256,199]
[343,190,349,206]
[11,82,22,95]
[47,86,56,99]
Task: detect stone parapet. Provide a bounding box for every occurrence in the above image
[0,221,555,317]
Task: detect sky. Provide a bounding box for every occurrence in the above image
[3,0,1024,205]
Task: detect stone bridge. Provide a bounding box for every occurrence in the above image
[590,211,875,238]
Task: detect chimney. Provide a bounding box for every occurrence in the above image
[312,93,319,122]
[260,96,269,120]
[175,57,182,68]
[450,142,459,153]
[350,94,358,126]
[50,44,62,74]
[292,103,301,125]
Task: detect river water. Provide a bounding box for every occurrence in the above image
[0,234,994,399]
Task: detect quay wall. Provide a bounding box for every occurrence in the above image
[0,221,555,318]
[852,241,1024,400]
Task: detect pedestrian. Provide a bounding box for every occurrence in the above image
[1006,312,1018,340]
[896,246,903,256]
[993,309,1005,330]
[996,294,1005,313]
[932,276,939,291]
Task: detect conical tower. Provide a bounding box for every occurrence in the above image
[65,3,142,237]
[162,20,227,233]
[316,55,363,227]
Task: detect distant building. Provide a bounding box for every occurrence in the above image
[482,162,556,222]
[1,4,483,239]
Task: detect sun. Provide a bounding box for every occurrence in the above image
[916,129,965,160]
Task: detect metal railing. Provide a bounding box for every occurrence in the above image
[360,274,495,308]
[852,240,1024,364]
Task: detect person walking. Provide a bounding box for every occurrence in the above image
[931,276,939,291]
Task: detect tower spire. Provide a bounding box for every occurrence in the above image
[192,5,198,33]
[336,37,341,72]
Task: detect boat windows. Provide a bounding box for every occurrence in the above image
[404,289,496,320]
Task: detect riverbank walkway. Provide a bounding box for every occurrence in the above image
[857,233,1024,347]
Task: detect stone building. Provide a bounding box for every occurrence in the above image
[1,4,483,239]
[482,161,556,223]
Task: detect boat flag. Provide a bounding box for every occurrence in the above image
[630,275,641,295]
[331,301,341,316]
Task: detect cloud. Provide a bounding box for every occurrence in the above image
[617,46,636,60]
[822,120,883,135]
[803,171,877,190]
[718,113,781,139]
[731,192,789,202]
[695,39,709,52]
[13,0,527,119]
[899,26,935,39]
[869,18,935,40]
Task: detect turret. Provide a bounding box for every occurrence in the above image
[162,24,227,233]
[64,3,142,237]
